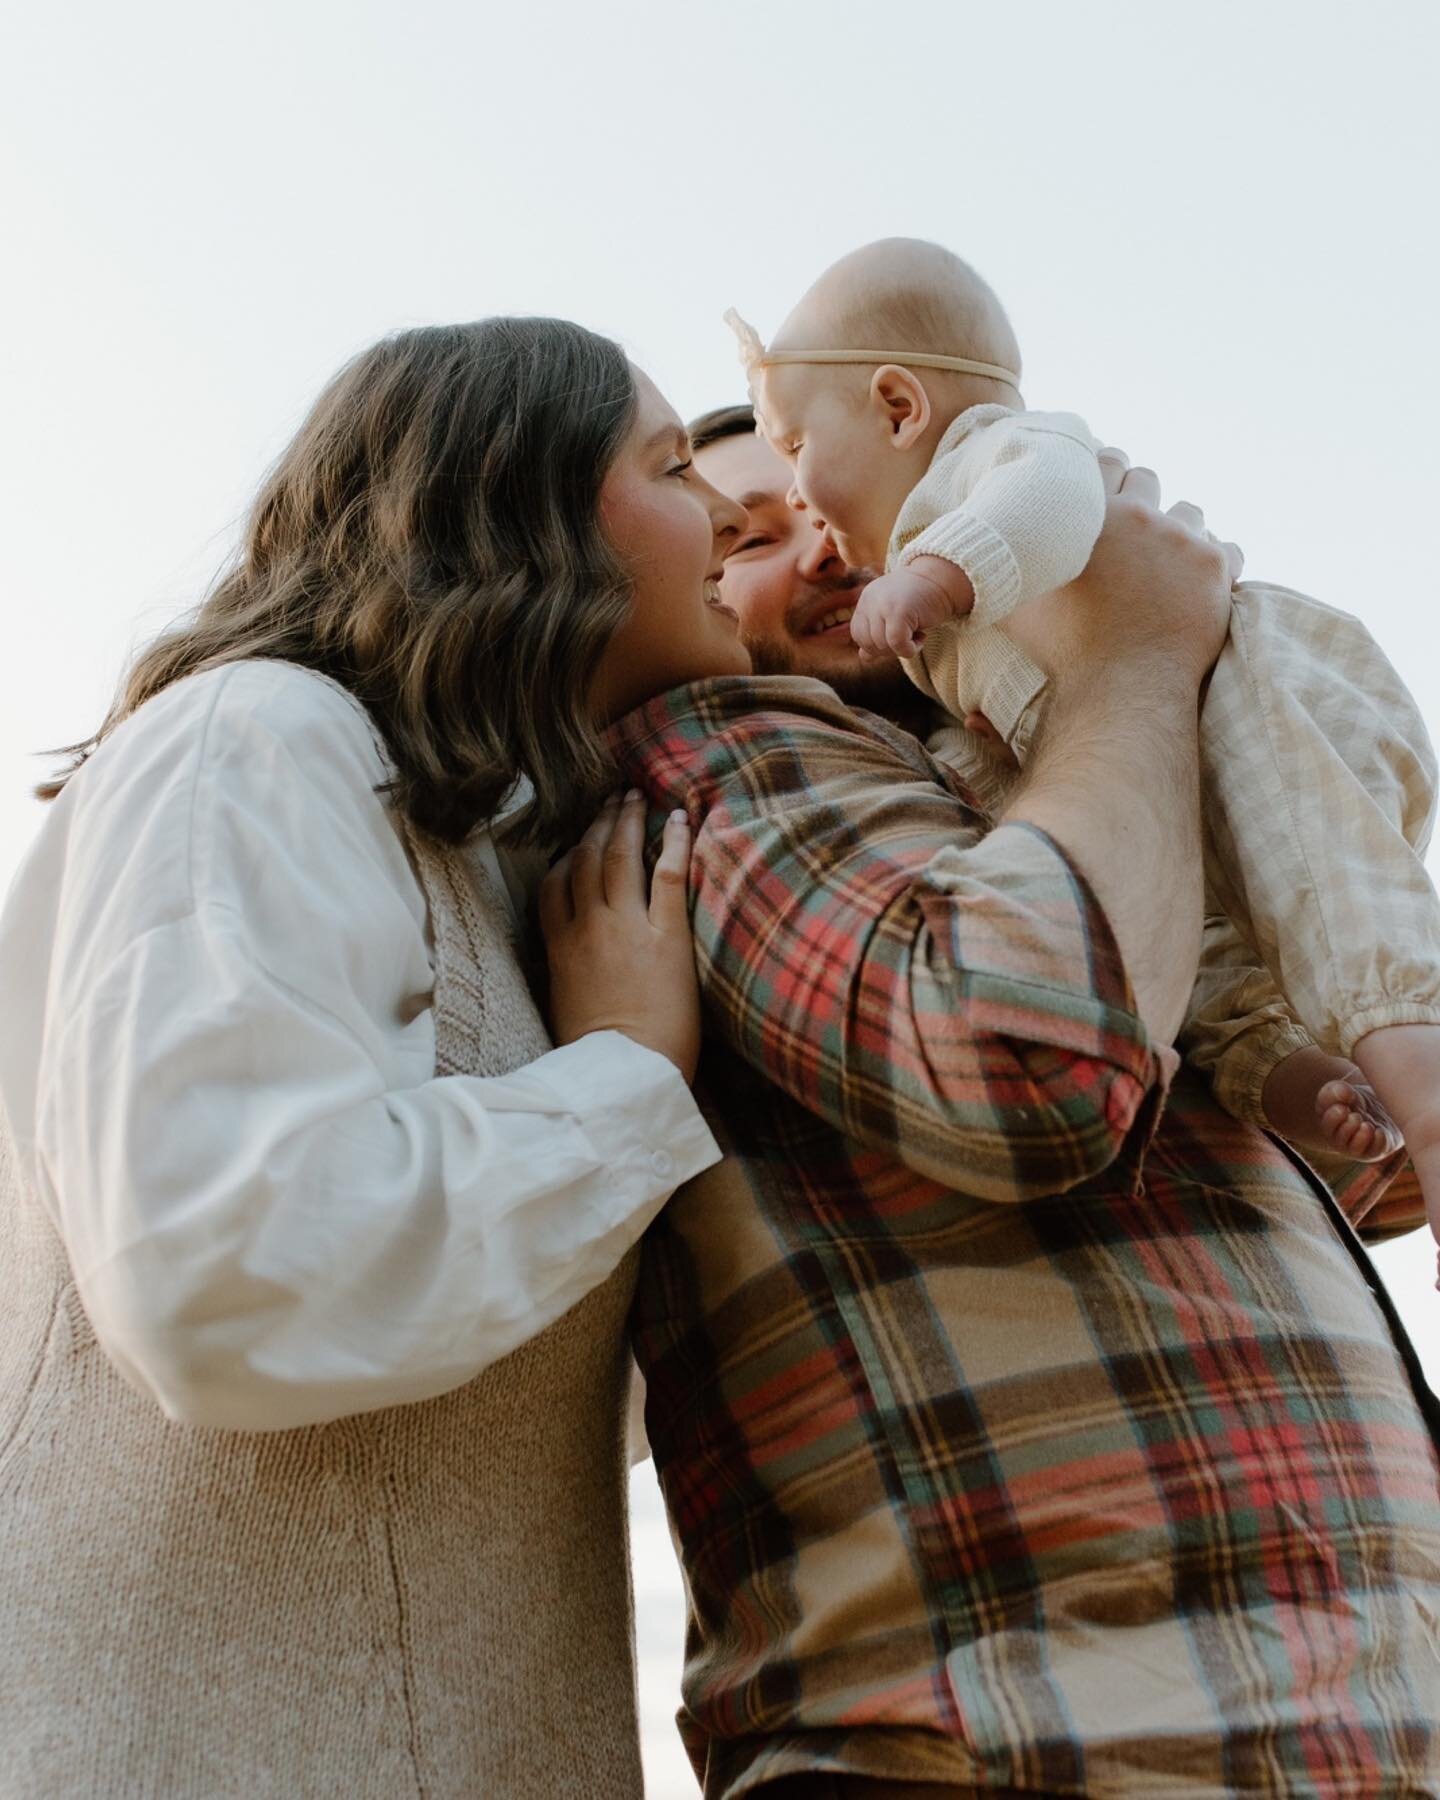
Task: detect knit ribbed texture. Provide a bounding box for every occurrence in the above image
[0,824,642,1798]
[898,506,1022,622]
[890,404,1106,758]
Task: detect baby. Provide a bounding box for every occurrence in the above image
[728,237,1440,1267]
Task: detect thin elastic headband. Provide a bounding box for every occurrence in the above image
[723,307,1020,391]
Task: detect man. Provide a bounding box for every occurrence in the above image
[689,405,1018,794]
[611,409,1440,1797]
[687,402,903,701]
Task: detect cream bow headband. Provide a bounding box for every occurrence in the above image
[723,307,1020,390]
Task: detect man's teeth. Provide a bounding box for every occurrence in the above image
[806,607,854,636]
[704,579,723,606]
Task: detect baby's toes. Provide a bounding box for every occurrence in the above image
[1313,1078,1401,1161]
[1316,1078,1359,1115]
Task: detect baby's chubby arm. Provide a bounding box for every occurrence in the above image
[890,410,1107,630]
[849,556,975,660]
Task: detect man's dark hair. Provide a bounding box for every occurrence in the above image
[688,403,755,453]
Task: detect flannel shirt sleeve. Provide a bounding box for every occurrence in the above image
[611,677,1172,1204]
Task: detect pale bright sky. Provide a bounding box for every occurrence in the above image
[4,3,1439,1793]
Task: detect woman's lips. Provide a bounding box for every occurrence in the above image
[704,578,740,629]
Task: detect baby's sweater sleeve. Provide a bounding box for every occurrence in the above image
[891,409,1106,628]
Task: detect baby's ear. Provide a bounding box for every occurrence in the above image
[869,365,931,449]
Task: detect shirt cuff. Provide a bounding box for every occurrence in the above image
[899,511,1023,626]
[527,1031,722,1207]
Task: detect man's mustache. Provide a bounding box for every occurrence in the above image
[783,570,875,639]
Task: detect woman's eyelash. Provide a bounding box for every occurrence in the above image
[668,459,693,477]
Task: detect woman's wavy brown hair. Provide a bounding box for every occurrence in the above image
[38,316,638,844]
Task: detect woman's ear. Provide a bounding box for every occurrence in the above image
[869,365,932,449]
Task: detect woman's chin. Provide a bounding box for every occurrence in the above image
[696,640,754,681]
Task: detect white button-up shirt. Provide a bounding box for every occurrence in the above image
[0,661,719,1430]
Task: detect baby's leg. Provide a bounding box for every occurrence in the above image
[1266,1043,1403,1162]
[1351,1024,1440,1286]
[1183,909,1400,1159]
[1200,583,1440,1270]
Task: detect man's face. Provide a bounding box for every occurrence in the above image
[696,429,911,708]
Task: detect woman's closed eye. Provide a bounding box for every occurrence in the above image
[665,458,694,479]
[728,534,773,556]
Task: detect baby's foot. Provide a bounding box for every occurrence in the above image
[1314,1076,1404,1162]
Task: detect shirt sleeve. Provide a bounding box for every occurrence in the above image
[28,667,720,1430]
[896,411,1106,627]
[612,677,1170,1204]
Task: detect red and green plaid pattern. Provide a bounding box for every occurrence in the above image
[610,676,1440,1799]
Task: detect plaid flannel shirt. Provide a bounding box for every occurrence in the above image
[610,675,1440,1800]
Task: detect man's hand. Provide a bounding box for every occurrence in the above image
[999,451,1241,1050]
[849,556,977,660]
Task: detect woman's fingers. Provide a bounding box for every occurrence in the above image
[648,810,693,930]
[570,792,621,912]
[602,790,649,910]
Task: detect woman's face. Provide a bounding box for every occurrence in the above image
[590,368,752,722]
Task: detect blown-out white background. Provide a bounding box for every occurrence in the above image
[3,3,1438,1793]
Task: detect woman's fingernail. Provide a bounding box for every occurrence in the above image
[626,788,643,802]
[669,809,688,824]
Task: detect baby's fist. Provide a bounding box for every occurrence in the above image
[849,558,976,660]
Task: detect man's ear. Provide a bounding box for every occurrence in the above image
[869,365,931,449]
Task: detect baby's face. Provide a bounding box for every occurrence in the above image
[754,364,910,571]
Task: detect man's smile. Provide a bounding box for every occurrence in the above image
[792,582,871,643]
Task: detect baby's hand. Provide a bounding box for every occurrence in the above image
[849,557,976,661]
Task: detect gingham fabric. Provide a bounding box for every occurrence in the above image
[610,674,1440,1800]
[1200,583,1440,1059]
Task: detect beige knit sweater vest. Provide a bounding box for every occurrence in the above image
[0,826,643,1798]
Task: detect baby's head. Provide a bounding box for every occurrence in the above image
[738,238,1022,570]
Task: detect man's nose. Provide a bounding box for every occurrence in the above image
[798,523,842,580]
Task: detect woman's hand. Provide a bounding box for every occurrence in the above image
[539,790,703,1083]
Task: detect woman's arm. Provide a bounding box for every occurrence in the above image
[24,666,719,1430]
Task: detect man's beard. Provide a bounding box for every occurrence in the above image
[740,574,916,712]
[743,630,911,708]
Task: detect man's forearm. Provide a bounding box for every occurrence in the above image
[1000,661,1205,1047]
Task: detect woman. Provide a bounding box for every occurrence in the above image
[0,318,749,1795]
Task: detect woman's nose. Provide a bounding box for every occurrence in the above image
[707,482,747,541]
